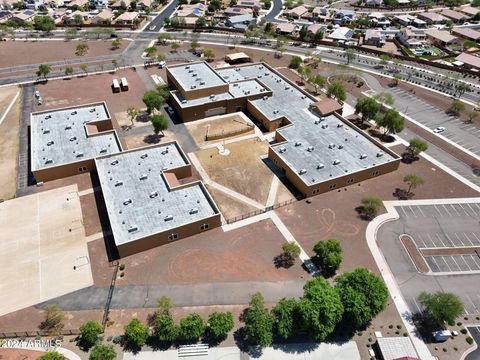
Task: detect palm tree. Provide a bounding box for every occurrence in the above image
[127,106,138,127]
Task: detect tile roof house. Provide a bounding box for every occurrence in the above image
[440,9,469,21]
[286,5,308,19]
[455,52,480,69]
[364,29,386,47]
[457,5,480,16]
[396,27,426,48]
[452,27,480,41]
[91,8,113,24]
[115,11,139,24]
[223,6,252,16]
[328,26,354,42]
[417,12,449,24]
[425,28,459,46]
[275,22,296,34]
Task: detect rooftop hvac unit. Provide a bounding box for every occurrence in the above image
[127,225,138,233]
[263,96,268,101]
[100,147,107,153]
[377,151,384,157]
[188,69,193,73]
[233,83,239,87]
[337,123,343,128]
[139,174,148,180]
[257,75,262,78]
[279,147,286,153]
[182,100,187,104]
[76,152,84,158]
[299,169,307,175]
[43,128,50,134]
[276,79,281,83]
[185,65,190,69]
[328,144,335,149]
[45,158,53,164]
[320,117,326,121]
[265,72,269,76]
[140,153,148,159]
[273,109,279,114]
[45,115,51,119]
[301,95,306,99]
[200,81,205,85]
[259,65,263,69]
[190,85,197,89]
[209,94,215,99]
[123,199,132,205]
[189,208,199,215]
[192,73,197,77]
[115,181,123,187]
[295,142,302,147]
[285,86,290,90]
[333,160,341,165]
[317,164,324,169]
[224,75,229,79]
[150,191,158,198]
[65,125,72,130]
[164,214,174,221]
[71,111,77,115]
[90,108,96,113]
[235,68,240,71]
[307,146,314,152]
[322,124,328,129]
[111,160,119,165]
[47,141,54,146]
[314,120,320,125]
[70,136,77,141]
[338,145,344,149]
[360,154,368,159]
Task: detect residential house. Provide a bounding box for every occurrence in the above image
[90,0,106,9]
[0,0,17,10]
[25,0,44,9]
[275,22,295,35]
[236,0,260,10]
[223,6,252,16]
[175,3,205,17]
[286,5,308,19]
[225,13,255,29]
[396,27,426,48]
[64,9,90,23]
[367,12,390,27]
[394,14,416,26]
[417,12,449,24]
[66,0,88,9]
[365,0,382,6]
[110,0,131,9]
[307,23,326,36]
[312,6,328,22]
[440,9,469,22]
[455,52,480,70]
[11,9,34,23]
[137,0,151,10]
[452,27,480,42]
[364,29,385,47]
[91,8,113,24]
[425,28,459,46]
[457,5,479,17]
[333,9,355,25]
[115,10,139,24]
[328,26,354,42]
[0,10,12,22]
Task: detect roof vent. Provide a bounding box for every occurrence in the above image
[65,125,72,130]
[317,164,324,169]
[150,191,158,198]
[295,141,302,147]
[360,154,368,159]
[299,169,307,175]
[333,160,341,165]
[328,144,335,149]
[164,214,173,221]
[235,68,240,71]
[377,151,384,157]
[100,147,107,153]
[233,83,239,87]
[189,208,199,214]
[45,115,51,119]
[337,123,344,128]
[43,128,50,134]
[127,225,138,233]
[71,111,77,115]
[140,153,148,159]
[338,145,344,149]
[301,95,306,99]
[111,160,119,165]
[76,152,84,158]
[279,147,286,153]
[45,158,53,164]
[307,146,314,152]
[115,181,123,187]
[273,109,279,114]
[70,136,77,141]
[123,199,132,205]
[322,124,328,129]
[90,108,96,113]
[190,85,197,89]
[47,141,54,146]
[314,120,320,125]
[181,100,187,104]
[139,174,148,180]
[200,81,205,85]
[263,96,268,101]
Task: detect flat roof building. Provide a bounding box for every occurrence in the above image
[95,142,221,257]
[30,102,122,182]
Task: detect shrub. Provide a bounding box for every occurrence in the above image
[79,321,102,346]
[461,328,468,335]
[119,264,125,271]
[466,336,474,345]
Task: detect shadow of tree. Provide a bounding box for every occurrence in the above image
[143,134,161,144]
[273,254,295,269]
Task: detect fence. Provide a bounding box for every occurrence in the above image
[223,196,303,224]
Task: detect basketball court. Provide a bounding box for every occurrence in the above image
[0,185,93,316]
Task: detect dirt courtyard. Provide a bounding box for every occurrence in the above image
[0,86,21,200]
[0,185,93,316]
[0,39,130,68]
[196,137,273,205]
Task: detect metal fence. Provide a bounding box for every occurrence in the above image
[223,196,303,224]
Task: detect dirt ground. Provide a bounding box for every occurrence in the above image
[196,137,273,205]
[0,86,21,200]
[121,128,178,150]
[186,112,254,148]
[0,39,130,68]
[0,348,46,359]
[205,184,257,219]
[89,218,307,286]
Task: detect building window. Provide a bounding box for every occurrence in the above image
[312,189,320,195]
[347,178,354,184]
[372,170,379,176]
[168,233,178,241]
[329,184,336,190]
[200,223,209,231]
[78,166,87,172]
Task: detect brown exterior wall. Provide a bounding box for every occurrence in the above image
[246,101,283,131]
[32,159,96,183]
[166,68,229,100]
[117,213,222,258]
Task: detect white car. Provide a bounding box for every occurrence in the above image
[149,25,156,31]
[433,126,445,133]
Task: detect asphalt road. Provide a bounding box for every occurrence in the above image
[466,326,480,360]
[142,0,179,33]
[264,0,284,22]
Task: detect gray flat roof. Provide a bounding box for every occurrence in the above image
[217,64,398,185]
[95,143,219,246]
[168,62,227,92]
[376,337,418,360]
[31,103,121,172]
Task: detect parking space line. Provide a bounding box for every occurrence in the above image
[440,256,452,272]
[409,206,417,217]
[415,234,428,248]
[466,295,478,313]
[412,298,422,314]
[430,256,441,272]
[436,233,448,247]
[441,205,452,217]
[450,256,461,271]
[457,204,470,217]
[472,232,480,245]
[399,206,409,218]
[466,203,477,216]
[470,255,480,270]
[463,233,475,246]
[425,233,435,248]
[454,233,468,247]
[416,206,426,218]
[449,204,461,217]
[433,204,443,216]
[461,256,473,271]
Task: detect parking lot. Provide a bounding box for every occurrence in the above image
[378,199,480,315]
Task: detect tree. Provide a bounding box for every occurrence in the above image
[336,268,389,329]
[297,65,312,85]
[297,278,343,341]
[65,27,78,39]
[126,106,138,126]
[171,42,180,52]
[418,292,464,328]
[157,295,175,315]
[40,305,64,335]
[34,16,56,33]
[203,48,215,61]
[195,16,207,28]
[37,352,65,360]
[155,313,179,342]
[111,38,122,49]
[392,74,401,86]
[282,241,301,264]
[310,74,325,93]
[467,111,479,124]
[180,313,206,341]
[289,56,302,69]
[123,318,149,348]
[112,59,119,70]
[299,25,308,40]
[313,239,342,275]
[355,98,380,124]
[73,14,84,25]
[314,29,324,44]
[37,64,51,80]
[345,48,357,64]
[407,138,428,157]
[206,312,235,339]
[79,321,102,346]
[89,344,116,360]
[158,32,172,45]
[327,82,346,101]
[64,66,74,77]
[151,114,168,136]
[245,292,275,347]
[360,196,382,220]
[143,90,165,114]
[79,64,88,75]
[450,99,465,115]
[403,174,424,195]
[463,39,476,49]
[157,53,166,62]
[376,108,404,136]
[374,92,394,106]
[144,46,157,58]
[76,42,89,56]
[271,298,300,339]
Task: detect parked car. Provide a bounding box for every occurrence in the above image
[149,25,156,31]
[433,126,445,133]
[166,106,174,115]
